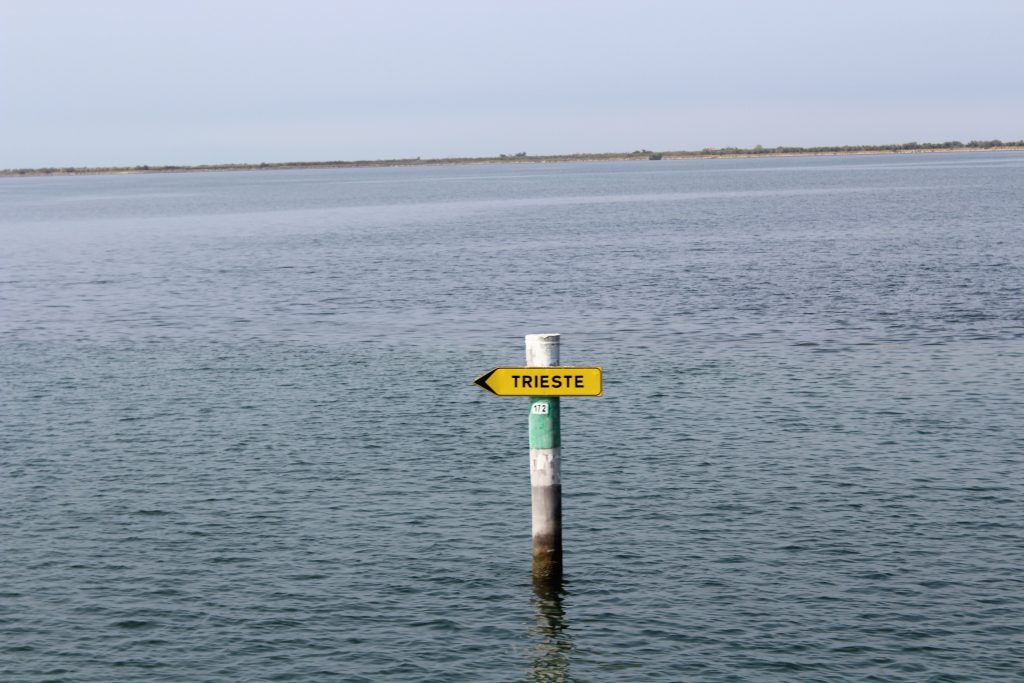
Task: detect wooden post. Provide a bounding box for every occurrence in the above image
[527,333,562,581]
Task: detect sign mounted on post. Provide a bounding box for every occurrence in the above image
[473,367,602,396]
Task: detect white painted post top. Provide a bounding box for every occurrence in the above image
[526,333,560,367]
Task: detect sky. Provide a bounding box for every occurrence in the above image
[2,0,1022,168]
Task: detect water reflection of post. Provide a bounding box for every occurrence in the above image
[526,576,573,682]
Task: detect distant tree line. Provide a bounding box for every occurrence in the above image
[3,140,1022,176]
[701,139,1019,155]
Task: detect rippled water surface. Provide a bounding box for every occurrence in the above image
[2,154,1023,681]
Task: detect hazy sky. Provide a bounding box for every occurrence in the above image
[2,0,1022,168]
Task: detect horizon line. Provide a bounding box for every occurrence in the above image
[4,138,1022,177]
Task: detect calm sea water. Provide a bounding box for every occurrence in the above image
[2,154,1023,682]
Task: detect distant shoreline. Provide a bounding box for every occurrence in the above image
[3,141,1022,178]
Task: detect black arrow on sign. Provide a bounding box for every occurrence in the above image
[474,369,498,395]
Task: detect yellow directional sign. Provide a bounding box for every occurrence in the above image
[474,367,603,397]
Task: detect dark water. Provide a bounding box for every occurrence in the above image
[2,154,1023,681]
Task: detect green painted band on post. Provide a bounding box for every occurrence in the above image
[528,397,561,449]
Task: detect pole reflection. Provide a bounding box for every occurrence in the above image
[525,571,574,682]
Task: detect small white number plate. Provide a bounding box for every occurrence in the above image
[531,403,549,415]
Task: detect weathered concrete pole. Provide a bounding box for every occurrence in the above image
[526,333,562,581]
